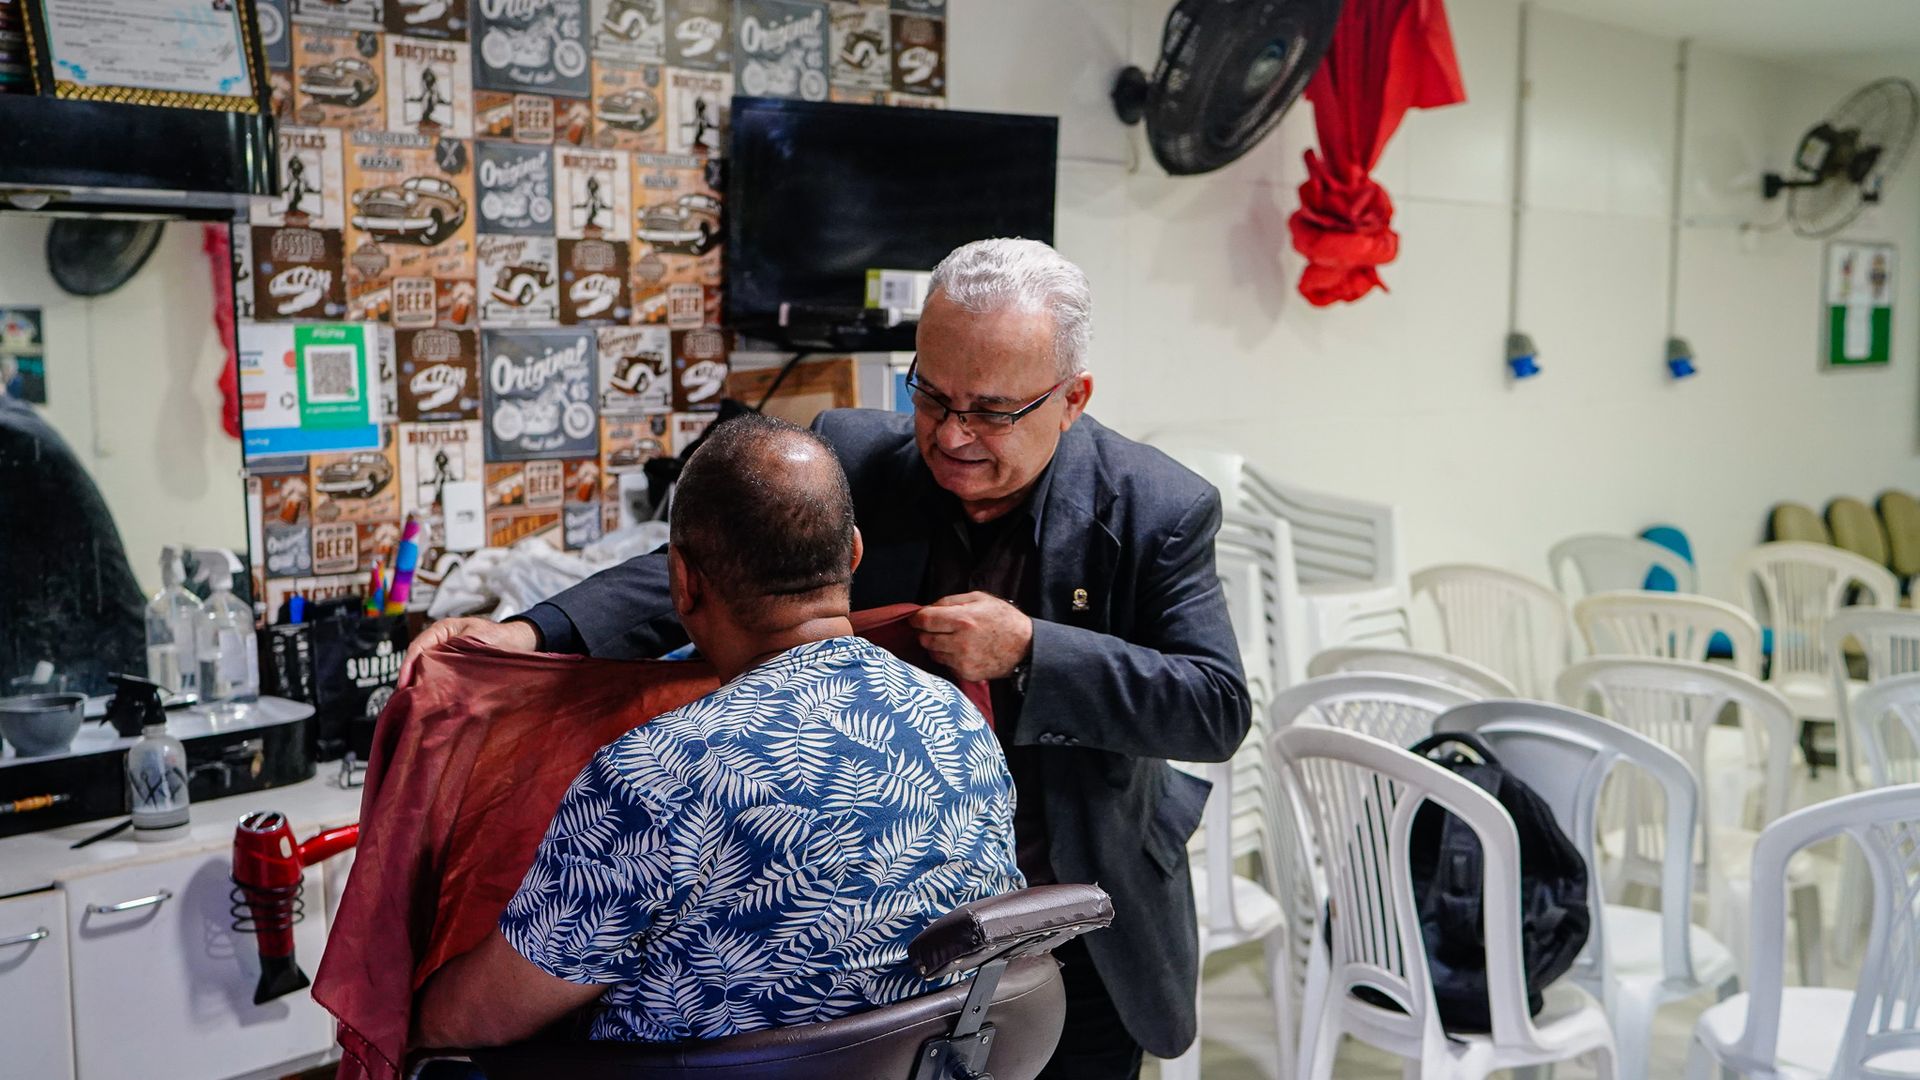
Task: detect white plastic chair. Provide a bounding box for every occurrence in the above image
[1736,541,1899,725]
[1273,725,1618,1080]
[1270,672,1481,747]
[1153,440,1413,655]
[1411,564,1572,700]
[1574,590,1765,678]
[1435,701,1739,1080]
[1550,534,1700,600]
[1216,510,1309,698]
[1306,644,1520,699]
[1685,784,1920,1080]
[1850,674,1920,789]
[1556,657,1823,985]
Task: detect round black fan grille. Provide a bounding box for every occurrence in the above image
[1120,0,1343,176]
[46,218,166,298]
[1787,77,1918,238]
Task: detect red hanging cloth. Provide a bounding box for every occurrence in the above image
[202,224,241,439]
[1288,0,1467,306]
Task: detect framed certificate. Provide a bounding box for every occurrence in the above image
[21,0,268,112]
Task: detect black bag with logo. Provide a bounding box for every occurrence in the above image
[1391,732,1591,1033]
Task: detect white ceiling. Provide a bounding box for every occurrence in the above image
[1530,0,1920,61]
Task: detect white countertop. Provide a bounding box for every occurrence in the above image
[0,697,315,769]
[0,772,366,898]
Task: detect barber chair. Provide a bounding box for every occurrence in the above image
[407,883,1114,1080]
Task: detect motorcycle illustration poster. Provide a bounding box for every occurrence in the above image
[734,0,828,101]
[476,141,555,234]
[474,0,592,98]
[478,234,561,326]
[482,329,600,460]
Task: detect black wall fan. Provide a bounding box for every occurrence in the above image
[1763,77,1918,239]
[46,218,166,297]
[1113,0,1343,176]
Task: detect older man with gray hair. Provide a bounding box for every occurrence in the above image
[410,238,1250,1078]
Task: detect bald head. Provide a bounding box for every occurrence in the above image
[669,414,856,610]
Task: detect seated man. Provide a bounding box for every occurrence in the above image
[414,414,1024,1048]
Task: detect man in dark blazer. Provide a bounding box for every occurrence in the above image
[409,239,1251,1077]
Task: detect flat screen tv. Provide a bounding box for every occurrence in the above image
[726,97,1059,351]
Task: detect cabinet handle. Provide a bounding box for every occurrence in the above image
[86,889,173,915]
[0,927,49,948]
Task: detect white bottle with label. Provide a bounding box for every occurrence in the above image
[193,547,259,715]
[144,546,203,698]
[126,718,190,841]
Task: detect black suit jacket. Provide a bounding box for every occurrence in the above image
[522,409,1251,1058]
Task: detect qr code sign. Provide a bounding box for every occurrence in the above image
[305,345,361,403]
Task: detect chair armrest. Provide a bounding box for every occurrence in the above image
[909,884,1113,980]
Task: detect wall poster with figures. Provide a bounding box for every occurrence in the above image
[237,0,946,611]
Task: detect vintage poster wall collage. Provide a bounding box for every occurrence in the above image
[240,0,948,614]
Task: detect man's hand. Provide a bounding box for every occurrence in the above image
[400,616,540,683]
[911,592,1033,683]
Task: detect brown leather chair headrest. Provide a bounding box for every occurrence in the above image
[908,884,1114,980]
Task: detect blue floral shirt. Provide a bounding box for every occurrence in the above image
[500,635,1025,1042]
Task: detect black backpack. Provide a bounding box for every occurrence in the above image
[1332,732,1591,1033]
[1402,732,1591,1033]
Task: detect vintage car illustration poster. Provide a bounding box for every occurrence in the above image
[257,127,345,229]
[482,329,599,461]
[665,0,729,70]
[555,146,632,240]
[397,420,484,517]
[385,0,468,39]
[475,141,554,235]
[889,13,943,95]
[592,0,664,63]
[559,238,631,324]
[395,327,480,421]
[631,152,722,310]
[293,0,383,31]
[664,68,729,154]
[735,0,828,101]
[597,325,670,413]
[251,225,347,322]
[600,412,669,529]
[310,438,402,523]
[562,458,603,549]
[344,131,476,304]
[293,25,386,130]
[385,36,473,138]
[474,0,591,98]
[671,326,727,411]
[829,1,887,91]
[590,59,664,151]
[478,234,560,326]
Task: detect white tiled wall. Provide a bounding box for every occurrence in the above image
[953,0,1920,602]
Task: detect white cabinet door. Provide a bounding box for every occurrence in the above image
[0,889,75,1080]
[65,849,334,1080]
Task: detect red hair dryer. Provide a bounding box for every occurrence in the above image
[231,811,360,1005]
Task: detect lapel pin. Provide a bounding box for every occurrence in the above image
[1071,588,1090,612]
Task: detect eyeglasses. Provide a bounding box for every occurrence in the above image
[903,359,1070,436]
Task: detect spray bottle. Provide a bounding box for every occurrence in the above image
[144,546,203,698]
[193,547,259,714]
[126,708,190,841]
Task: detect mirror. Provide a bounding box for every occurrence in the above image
[0,217,249,697]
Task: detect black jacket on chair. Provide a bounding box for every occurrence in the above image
[520,409,1252,1059]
